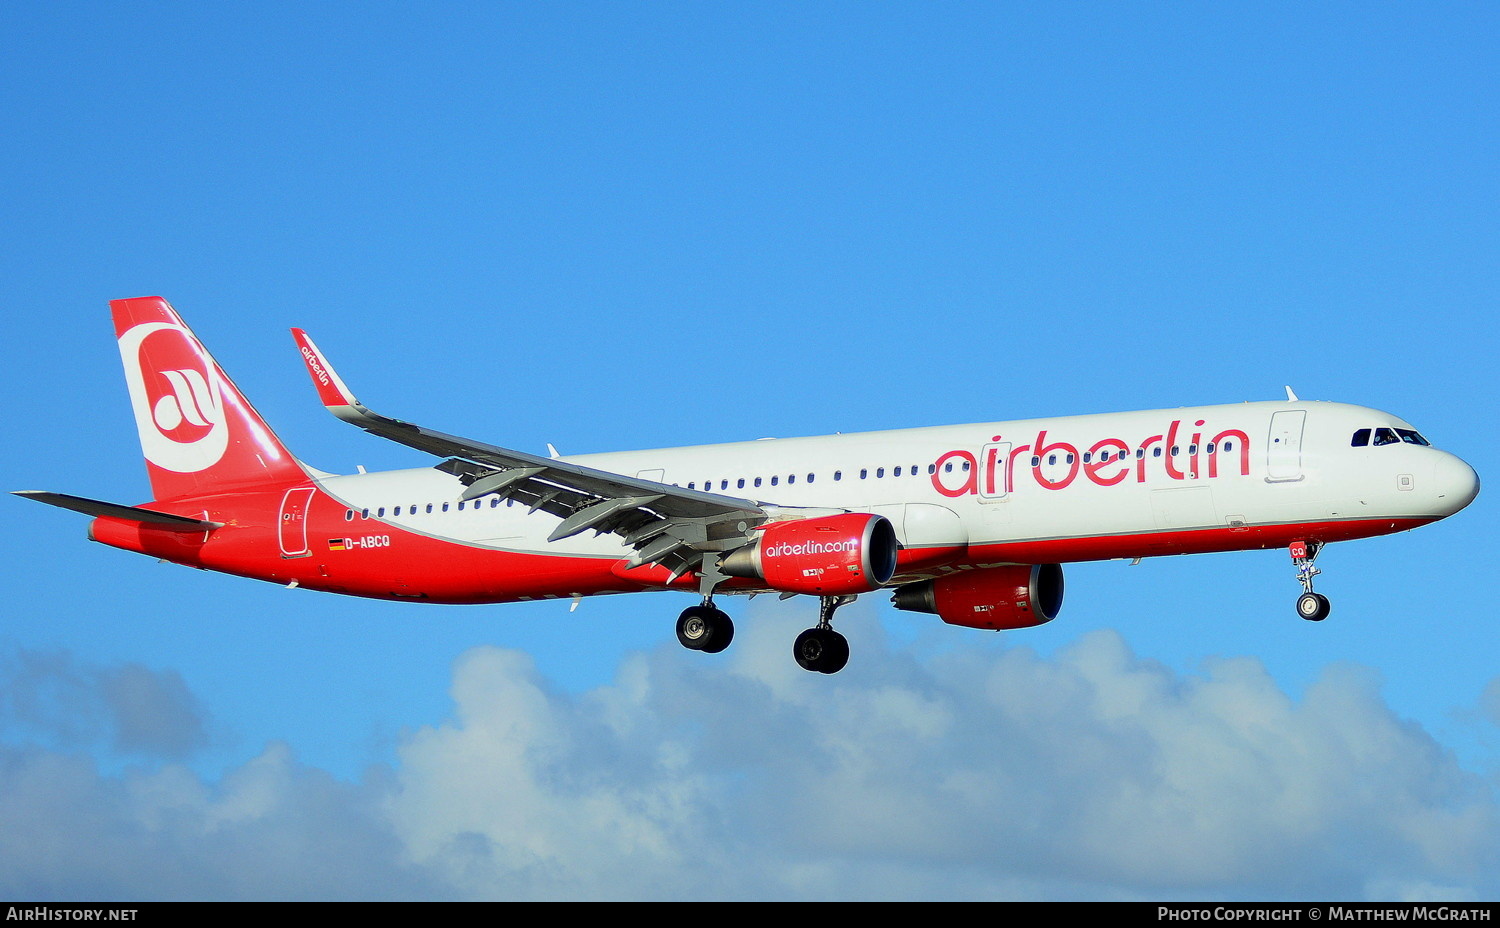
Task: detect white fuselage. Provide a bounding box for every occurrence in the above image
[314,400,1478,581]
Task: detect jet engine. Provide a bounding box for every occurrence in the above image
[720,513,899,596]
[891,564,1064,630]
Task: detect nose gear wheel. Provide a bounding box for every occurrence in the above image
[1290,540,1331,621]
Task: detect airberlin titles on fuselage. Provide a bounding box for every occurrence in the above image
[931,418,1252,498]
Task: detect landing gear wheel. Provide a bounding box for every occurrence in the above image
[677,605,734,653]
[1297,591,1331,622]
[793,627,849,674]
[1289,540,1330,622]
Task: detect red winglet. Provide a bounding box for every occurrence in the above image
[290,328,360,409]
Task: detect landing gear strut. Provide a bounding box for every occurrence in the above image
[676,599,734,653]
[1291,540,1331,622]
[794,595,853,674]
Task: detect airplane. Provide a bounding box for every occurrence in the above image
[15,297,1481,674]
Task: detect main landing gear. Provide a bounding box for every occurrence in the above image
[676,600,734,653]
[793,595,853,675]
[1291,539,1331,622]
[673,594,855,674]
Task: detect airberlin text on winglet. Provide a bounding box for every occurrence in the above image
[300,343,332,387]
[932,419,1252,497]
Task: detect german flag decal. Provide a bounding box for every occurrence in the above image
[327,538,349,551]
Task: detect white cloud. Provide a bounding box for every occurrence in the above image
[1,613,1496,900]
[0,649,207,758]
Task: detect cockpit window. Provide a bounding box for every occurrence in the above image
[1367,426,1431,447]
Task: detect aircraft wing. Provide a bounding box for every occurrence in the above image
[291,329,768,580]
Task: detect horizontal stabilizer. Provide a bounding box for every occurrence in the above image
[12,491,222,531]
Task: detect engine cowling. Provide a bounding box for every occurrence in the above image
[891,564,1064,630]
[720,513,899,596]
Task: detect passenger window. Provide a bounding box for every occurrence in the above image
[860,469,868,479]
[426,503,433,514]
[770,476,779,486]
[894,466,902,477]
[1031,456,1040,466]
[442,502,450,512]
[361,508,369,519]
[377,507,385,517]
[344,510,354,521]
[927,464,936,475]
[834,471,842,481]
[754,477,762,488]
[876,467,885,478]
[788,474,796,484]
[807,474,815,484]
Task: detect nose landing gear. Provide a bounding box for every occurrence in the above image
[1291,540,1331,621]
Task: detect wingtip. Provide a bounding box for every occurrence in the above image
[291,328,360,409]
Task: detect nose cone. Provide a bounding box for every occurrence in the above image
[1432,452,1480,517]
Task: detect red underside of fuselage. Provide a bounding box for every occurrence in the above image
[87,485,1435,605]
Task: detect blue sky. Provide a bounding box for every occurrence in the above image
[2,2,1497,900]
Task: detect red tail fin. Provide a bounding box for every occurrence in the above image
[112,296,306,501]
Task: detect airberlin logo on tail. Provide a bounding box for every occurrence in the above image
[118,321,229,473]
[153,369,217,431]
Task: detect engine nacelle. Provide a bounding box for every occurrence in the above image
[720,513,899,596]
[890,564,1064,630]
